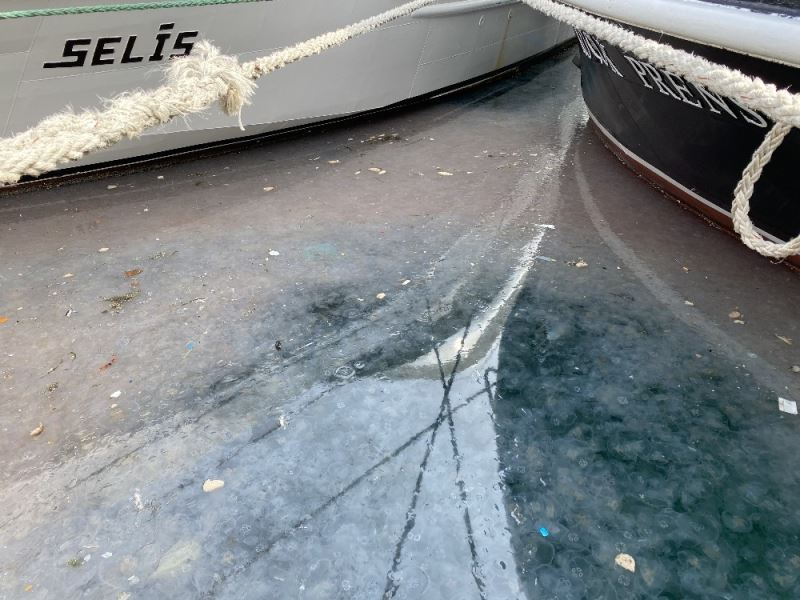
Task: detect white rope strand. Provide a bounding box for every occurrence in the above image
[520,0,800,129]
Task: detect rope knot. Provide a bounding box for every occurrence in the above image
[166,41,257,129]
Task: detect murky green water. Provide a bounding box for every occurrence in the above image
[494,276,800,599]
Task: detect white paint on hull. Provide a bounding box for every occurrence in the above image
[0,0,573,169]
[563,0,800,67]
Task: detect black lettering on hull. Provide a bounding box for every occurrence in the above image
[43,23,199,69]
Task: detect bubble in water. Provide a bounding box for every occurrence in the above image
[721,511,753,533]
[334,365,355,379]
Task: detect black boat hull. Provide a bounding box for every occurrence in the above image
[574,27,800,264]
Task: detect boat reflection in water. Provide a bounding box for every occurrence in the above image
[493,266,800,598]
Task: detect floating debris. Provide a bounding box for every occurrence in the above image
[110,390,121,399]
[401,279,411,286]
[327,159,340,164]
[29,423,44,437]
[153,541,201,578]
[792,365,800,373]
[510,504,523,525]
[363,133,401,144]
[0,316,7,325]
[728,310,742,319]
[99,355,117,371]
[263,186,275,192]
[101,552,113,559]
[275,340,282,351]
[279,414,288,429]
[684,300,695,306]
[575,260,588,268]
[615,553,636,573]
[437,171,453,177]
[124,268,143,278]
[203,479,225,493]
[376,292,386,300]
[778,397,798,415]
[98,247,109,253]
[104,290,138,311]
[776,335,793,345]
[538,527,550,538]
[106,184,117,190]
[63,273,74,278]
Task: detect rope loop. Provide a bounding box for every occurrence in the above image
[731,122,799,259]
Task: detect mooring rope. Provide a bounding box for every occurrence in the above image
[0,0,797,258]
[730,122,799,258]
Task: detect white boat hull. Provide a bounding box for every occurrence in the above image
[0,0,573,170]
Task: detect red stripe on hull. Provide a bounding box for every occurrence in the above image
[588,115,800,270]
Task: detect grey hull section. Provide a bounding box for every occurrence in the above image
[0,0,573,169]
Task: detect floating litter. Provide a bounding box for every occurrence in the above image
[203,479,225,493]
[615,553,636,572]
[778,397,797,415]
[539,527,550,537]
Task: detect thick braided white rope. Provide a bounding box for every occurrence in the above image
[521,0,800,128]
[730,122,798,258]
[521,0,800,259]
[0,0,437,185]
